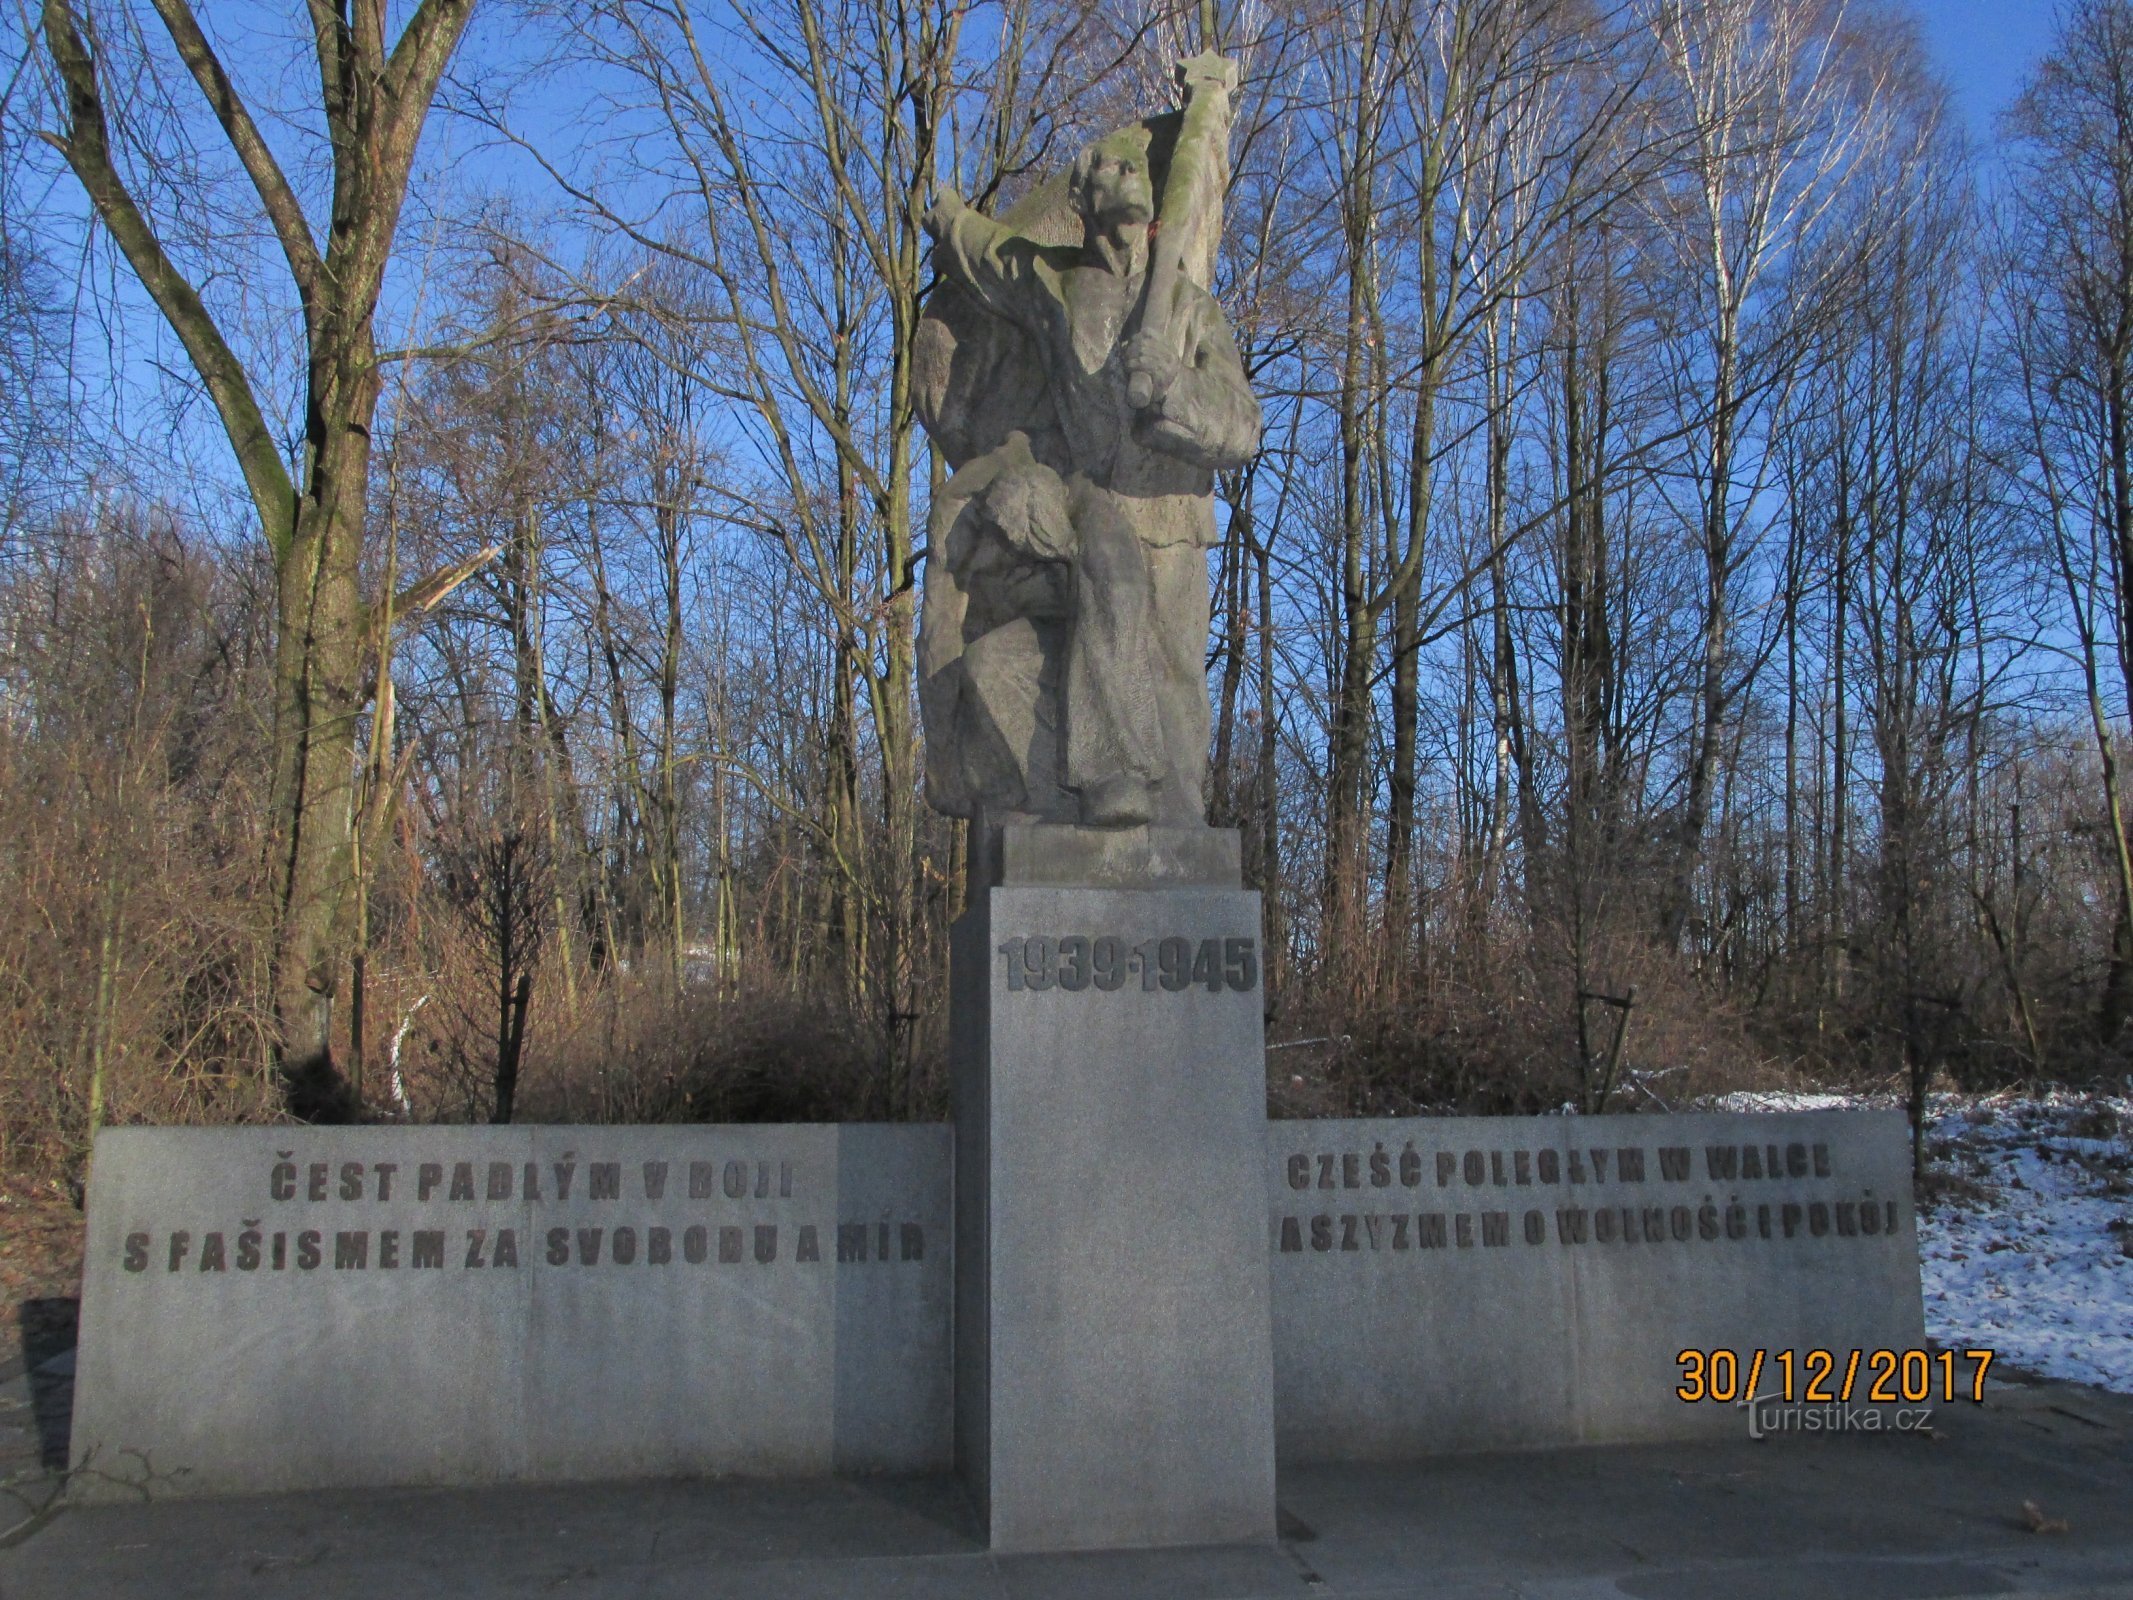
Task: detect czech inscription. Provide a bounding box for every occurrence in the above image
[999,933,1258,992]
[114,1149,931,1281]
[1275,1137,1903,1256]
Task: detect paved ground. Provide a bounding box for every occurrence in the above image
[1,1365,2128,1598]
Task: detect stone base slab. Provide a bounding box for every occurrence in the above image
[976,820,1241,888]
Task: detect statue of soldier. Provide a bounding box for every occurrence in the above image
[915,57,1259,830]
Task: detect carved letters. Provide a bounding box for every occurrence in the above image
[115,1147,927,1280]
[998,934,1258,993]
[1274,1136,1904,1258]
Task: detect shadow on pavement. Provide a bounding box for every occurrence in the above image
[17,1299,75,1472]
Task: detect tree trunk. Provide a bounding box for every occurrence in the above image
[1324,0,1384,966]
[1257,531,1283,993]
[269,328,378,1119]
[43,0,478,1121]
[1211,489,1253,828]
[2099,357,2133,1038]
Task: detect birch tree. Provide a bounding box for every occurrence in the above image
[2002,0,2133,1040]
[1642,0,1887,952]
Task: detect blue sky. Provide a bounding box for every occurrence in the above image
[1918,0,2060,140]
[15,0,2080,537]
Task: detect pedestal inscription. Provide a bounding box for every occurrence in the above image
[953,880,1277,1552]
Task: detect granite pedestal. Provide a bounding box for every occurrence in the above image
[951,824,1276,1552]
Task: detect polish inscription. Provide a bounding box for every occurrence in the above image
[1265,1113,1924,1462]
[1274,1136,1904,1256]
[114,1148,930,1282]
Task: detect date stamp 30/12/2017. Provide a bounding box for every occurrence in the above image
[1676,1347,1994,1406]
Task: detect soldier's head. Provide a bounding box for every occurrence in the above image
[1068,127,1155,232]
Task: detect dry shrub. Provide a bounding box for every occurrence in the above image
[371,952,896,1129]
[0,514,284,1188]
[1271,914,1777,1119]
[1916,1166,1995,1209]
[515,975,887,1125]
[2065,1100,2128,1145]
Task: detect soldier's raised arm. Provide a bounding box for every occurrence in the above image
[925,189,1054,332]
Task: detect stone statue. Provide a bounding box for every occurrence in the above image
[915,53,1259,831]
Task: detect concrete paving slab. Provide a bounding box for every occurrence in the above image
[0,1368,2126,1600]
[1612,1561,2018,1599]
[633,1553,1007,1600]
[989,1541,1310,1600]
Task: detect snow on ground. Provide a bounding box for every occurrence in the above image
[1708,1086,2133,1394]
[1704,1090,1865,1115]
[1917,1090,2133,1395]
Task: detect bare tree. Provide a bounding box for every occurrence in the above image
[1642,0,1890,952]
[39,0,486,1116]
[2003,0,2133,1042]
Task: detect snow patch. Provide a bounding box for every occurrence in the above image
[1696,1086,2133,1394]
[1916,1090,2133,1394]
[1707,1090,1882,1115]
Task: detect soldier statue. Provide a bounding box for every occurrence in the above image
[915,55,1258,830]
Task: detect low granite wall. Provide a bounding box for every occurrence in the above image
[71,1107,1926,1497]
[70,1124,953,1499]
[1265,1109,1926,1458]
